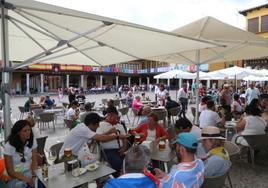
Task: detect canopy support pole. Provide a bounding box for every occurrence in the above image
[194,50,200,125]
[1,0,12,139]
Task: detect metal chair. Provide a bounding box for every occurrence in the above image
[168,106,181,124]
[114,99,120,107]
[39,112,55,133]
[120,98,127,107]
[36,136,48,156]
[29,104,42,112]
[201,172,228,188]
[224,141,240,188]
[32,109,44,127]
[90,102,95,108]
[18,106,27,119]
[118,107,130,124]
[236,134,268,165]
[50,142,64,164]
[152,109,167,127]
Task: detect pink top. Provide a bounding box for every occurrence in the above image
[132,99,143,111]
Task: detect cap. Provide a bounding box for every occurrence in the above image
[172,132,198,149]
[199,126,225,140]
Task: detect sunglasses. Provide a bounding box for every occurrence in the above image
[19,153,26,163]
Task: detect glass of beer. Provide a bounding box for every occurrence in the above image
[64,148,72,158]
[159,140,166,151]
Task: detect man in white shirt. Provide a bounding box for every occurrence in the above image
[97,108,127,177]
[154,84,159,102]
[199,100,225,128]
[65,100,79,120]
[245,83,260,105]
[178,83,188,118]
[60,113,123,157]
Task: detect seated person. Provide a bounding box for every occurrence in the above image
[60,113,125,160]
[24,96,36,112]
[174,118,205,158]
[97,108,128,177]
[155,133,204,188]
[199,100,225,128]
[104,145,158,188]
[138,106,151,125]
[103,99,117,116]
[132,96,143,112]
[66,100,80,129]
[165,96,180,123]
[234,106,266,146]
[130,113,169,143]
[232,94,244,115]
[126,91,134,108]
[218,98,232,121]
[200,126,231,177]
[79,102,92,123]
[261,97,268,126]
[140,92,148,101]
[44,95,55,108]
[38,95,46,109]
[199,96,208,113]
[76,91,86,105]
[4,120,37,188]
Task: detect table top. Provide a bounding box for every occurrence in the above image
[149,141,176,162]
[45,109,64,113]
[151,106,166,110]
[36,163,115,188]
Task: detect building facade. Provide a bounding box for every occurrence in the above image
[239,4,268,69]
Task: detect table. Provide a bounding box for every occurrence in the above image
[45,108,64,114]
[151,106,166,110]
[36,163,115,188]
[149,141,176,173]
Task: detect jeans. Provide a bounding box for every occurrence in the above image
[179,101,188,118]
[103,149,124,177]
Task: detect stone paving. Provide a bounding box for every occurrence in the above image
[3,91,268,187]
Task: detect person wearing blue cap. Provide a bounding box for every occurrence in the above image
[155,132,205,188]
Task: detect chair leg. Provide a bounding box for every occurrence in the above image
[249,147,255,165]
[227,172,233,188]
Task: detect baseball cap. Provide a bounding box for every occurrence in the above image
[172,132,198,149]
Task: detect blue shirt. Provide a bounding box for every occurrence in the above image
[204,155,231,178]
[161,159,204,188]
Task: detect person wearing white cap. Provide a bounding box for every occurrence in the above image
[200,126,231,178]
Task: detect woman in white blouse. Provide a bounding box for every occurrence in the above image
[157,84,168,106]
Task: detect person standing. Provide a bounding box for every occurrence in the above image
[157,84,168,106]
[68,87,76,104]
[178,83,189,118]
[154,84,159,102]
[245,83,260,105]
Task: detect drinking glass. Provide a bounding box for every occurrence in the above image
[71,160,80,182]
[48,149,57,171]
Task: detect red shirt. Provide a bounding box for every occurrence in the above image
[130,122,169,142]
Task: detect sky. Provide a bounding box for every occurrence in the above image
[37,0,268,31]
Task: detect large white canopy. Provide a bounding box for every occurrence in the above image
[153,69,195,79]
[243,75,268,81]
[151,16,268,65]
[1,0,219,69]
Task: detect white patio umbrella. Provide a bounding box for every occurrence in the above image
[151,16,268,124]
[0,0,220,137]
[153,69,195,79]
[243,75,268,81]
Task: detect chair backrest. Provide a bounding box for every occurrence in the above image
[18,106,26,113]
[114,100,120,106]
[62,102,69,108]
[118,107,129,115]
[90,102,95,108]
[39,112,55,122]
[224,141,240,157]
[169,106,181,116]
[132,108,139,116]
[152,110,167,121]
[167,126,177,140]
[201,173,227,188]
[50,142,64,164]
[64,119,73,129]
[36,136,48,156]
[242,134,268,149]
[120,98,127,106]
[0,180,7,188]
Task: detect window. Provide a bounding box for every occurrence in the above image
[248,17,259,33]
[261,15,268,32]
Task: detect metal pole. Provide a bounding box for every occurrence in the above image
[195,50,200,125]
[1,0,12,139]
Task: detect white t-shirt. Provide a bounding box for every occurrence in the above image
[245,87,260,104]
[178,88,188,99]
[232,101,243,113]
[154,86,159,94]
[199,109,221,128]
[190,125,202,139]
[146,129,156,141]
[199,104,207,112]
[4,139,37,173]
[97,121,126,149]
[242,116,266,135]
[66,107,76,120]
[157,89,167,99]
[60,123,96,156]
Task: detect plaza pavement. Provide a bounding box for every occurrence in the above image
[4,91,268,188]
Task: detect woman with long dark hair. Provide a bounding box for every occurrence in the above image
[3,120,37,188]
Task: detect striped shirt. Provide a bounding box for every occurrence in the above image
[160,159,204,188]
